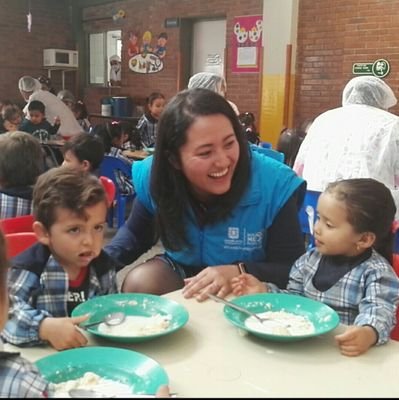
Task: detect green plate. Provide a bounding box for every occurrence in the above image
[223,293,340,342]
[35,346,168,395]
[72,293,189,343]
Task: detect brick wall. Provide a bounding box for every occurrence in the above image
[295,0,399,127]
[82,0,262,120]
[0,0,75,107]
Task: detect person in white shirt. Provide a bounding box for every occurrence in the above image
[18,76,83,137]
[293,75,399,218]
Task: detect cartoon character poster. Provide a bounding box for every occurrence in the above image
[128,29,168,74]
[231,15,263,73]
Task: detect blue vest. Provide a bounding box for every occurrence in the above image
[133,150,304,270]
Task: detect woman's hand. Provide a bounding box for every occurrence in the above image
[334,325,378,357]
[182,265,239,302]
[231,273,267,296]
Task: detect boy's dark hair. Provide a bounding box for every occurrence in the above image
[2,104,22,122]
[326,178,396,264]
[276,128,305,168]
[62,133,105,171]
[93,122,123,153]
[33,167,107,230]
[28,100,45,114]
[0,131,44,188]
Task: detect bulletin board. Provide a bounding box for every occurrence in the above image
[231,15,263,73]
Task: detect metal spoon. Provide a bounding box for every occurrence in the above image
[207,294,271,324]
[79,311,126,330]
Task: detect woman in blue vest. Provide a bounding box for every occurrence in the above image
[105,88,306,301]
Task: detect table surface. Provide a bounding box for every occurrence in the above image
[122,149,150,160]
[5,290,399,398]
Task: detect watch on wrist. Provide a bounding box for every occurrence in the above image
[236,262,247,274]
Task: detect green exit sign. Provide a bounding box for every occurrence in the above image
[352,59,390,78]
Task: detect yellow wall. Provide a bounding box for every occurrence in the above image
[259,0,298,147]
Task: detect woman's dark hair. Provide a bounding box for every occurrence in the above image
[325,178,396,264]
[276,128,305,168]
[151,88,250,251]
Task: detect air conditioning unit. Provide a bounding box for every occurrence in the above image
[43,49,78,68]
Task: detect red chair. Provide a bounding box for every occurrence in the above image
[99,176,116,207]
[99,176,117,227]
[5,232,37,258]
[0,215,34,234]
[390,222,399,340]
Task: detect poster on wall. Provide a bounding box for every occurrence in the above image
[231,15,263,73]
[127,29,168,74]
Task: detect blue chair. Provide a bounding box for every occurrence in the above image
[250,144,285,163]
[298,190,321,249]
[99,155,135,228]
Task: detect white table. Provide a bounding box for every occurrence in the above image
[5,290,399,397]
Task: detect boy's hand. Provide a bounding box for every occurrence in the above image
[39,314,89,350]
[231,273,267,296]
[335,325,377,357]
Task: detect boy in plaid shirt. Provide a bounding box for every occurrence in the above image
[0,230,49,397]
[2,168,119,351]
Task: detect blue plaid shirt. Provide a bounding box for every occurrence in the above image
[2,243,118,346]
[107,147,134,195]
[268,248,399,344]
[0,346,48,397]
[0,193,33,219]
[136,114,158,148]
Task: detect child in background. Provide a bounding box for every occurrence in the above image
[20,100,60,142]
[0,131,45,218]
[2,168,119,350]
[73,100,91,133]
[0,230,50,397]
[62,132,104,175]
[136,92,165,148]
[94,122,134,195]
[2,104,23,132]
[276,127,306,168]
[238,111,259,145]
[231,178,399,357]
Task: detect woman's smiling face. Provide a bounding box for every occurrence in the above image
[177,114,240,203]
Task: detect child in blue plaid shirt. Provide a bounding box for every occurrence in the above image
[0,230,49,397]
[232,178,399,357]
[136,92,165,148]
[2,167,119,351]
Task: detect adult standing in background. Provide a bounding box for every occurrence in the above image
[188,71,240,115]
[293,76,399,218]
[18,76,83,137]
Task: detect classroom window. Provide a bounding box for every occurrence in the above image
[89,30,122,85]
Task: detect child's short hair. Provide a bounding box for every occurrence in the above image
[2,104,22,122]
[62,133,105,171]
[147,92,165,107]
[0,131,44,188]
[28,100,45,114]
[33,167,107,230]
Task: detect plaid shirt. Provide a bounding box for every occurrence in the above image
[268,248,399,344]
[136,113,158,147]
[2,243,118,346]
[0,193,33,219]
[0,346,48,397]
